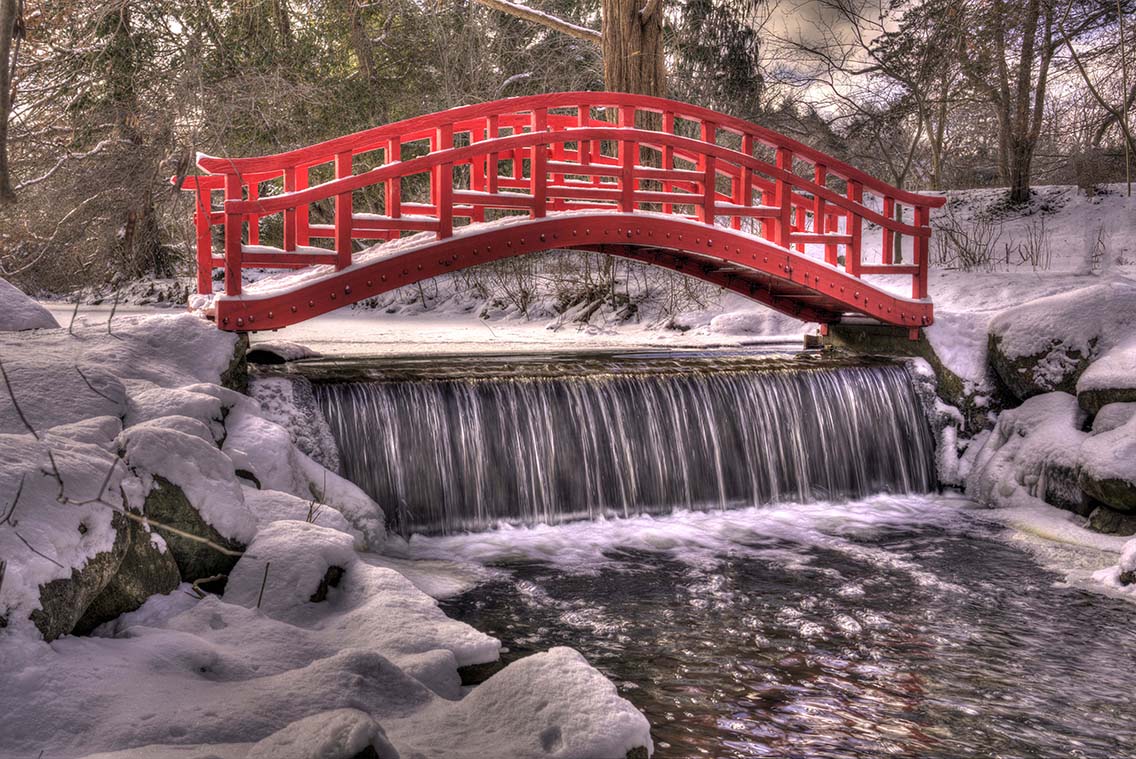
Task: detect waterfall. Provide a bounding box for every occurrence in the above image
[315,362,936,535]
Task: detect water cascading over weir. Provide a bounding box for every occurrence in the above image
[314,360,936,535]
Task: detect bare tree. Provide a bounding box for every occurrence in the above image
[0,0,21,204]
[472,0,665,94]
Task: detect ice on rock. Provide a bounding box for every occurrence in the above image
[965,392,1087,509]
[0,428,128,637]
[224,520,358,619]
[989,281,1136,362]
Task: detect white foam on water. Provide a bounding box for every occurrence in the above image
[397,493,980,591]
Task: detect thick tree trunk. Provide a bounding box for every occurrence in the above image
[601,0,665,96]
[0,0,18,204]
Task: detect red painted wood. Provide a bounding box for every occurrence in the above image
[335,151,353,269]
[283,167,298,251]
[775,148,793,249]
[882,196,896,265]
[195,188,213,294]
[437,123,454,238]
[847,180,863,277]
[192,92,945,210]
[211,215,933,333]
[531,108,547,218]
[914,205,930,300]
[180,93,944,336]
[223,173,243,296]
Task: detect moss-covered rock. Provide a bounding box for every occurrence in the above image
[1078,386,1136,417]
[220,333,250,394]
[1039,462,1091,517]
[29,512,131,641]
[73,516,181,634]
[1078,471,1136,514]
[144,476,245,581]
[1087,505,1136,536]
[822,323,999,432]
[988,333,1095,402]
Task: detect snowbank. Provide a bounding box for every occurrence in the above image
[0,276,59,330]
[1,311,651,759]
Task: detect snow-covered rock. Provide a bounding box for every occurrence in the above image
[385,647,654,759]
[965,392,1089,513]
[120,418,256,545]
[0,277,59,330]
[223,408,383,546]
[242,487,361,543]
[248,374,340,470]
[246,340,321,364]
[1077,334,1136,414]
[1079,412,1136,514]
[245,709,399,759]
[0,423,129,639]
[987,281,1136,401]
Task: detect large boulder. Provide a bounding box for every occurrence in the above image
[1078,410,1136,513]
[142,476,246,581]
[0,277,59,331]
[1077,337,1136,415]
[987,281,1136,402]
[29,512,132,641]
[73,516,181,635]
[988,332,1095,401]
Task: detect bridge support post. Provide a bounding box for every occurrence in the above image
[194,187,212,295]
[437,123,454,237]
[223,174,243,296]
[335,151,353,269]
[882,196,895,265]
[530,109,547,218]
[775,148,793,249]
[846,180,863,277]
[699,121,717,223]
[914,205,930,299]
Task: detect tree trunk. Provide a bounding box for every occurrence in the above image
[601,0,665,96]
[0,0,19,204]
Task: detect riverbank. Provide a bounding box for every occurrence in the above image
[0,286,653,758]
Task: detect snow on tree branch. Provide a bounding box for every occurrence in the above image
[472,0,601,43]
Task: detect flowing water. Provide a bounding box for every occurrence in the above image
[308,350,1136,758]
[314,353,935,534]
[411,496,1136,759]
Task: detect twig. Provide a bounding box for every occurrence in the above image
[14,531,65,568]
[188,573,227,599]
[123,510,244,557]
[106,292,119,336]
[67,299,80,335]
[0,475,25,526]
[75,365,119,404]
[256,561,271,608]
[0,357,40,439]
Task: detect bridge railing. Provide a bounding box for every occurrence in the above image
[177,93,945,301]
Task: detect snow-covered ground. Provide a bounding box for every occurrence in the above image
[7,183,1136,756]
[2,286,652,758]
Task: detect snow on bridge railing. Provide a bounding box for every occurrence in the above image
[175,92,945,307]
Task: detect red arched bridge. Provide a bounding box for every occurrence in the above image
[178,93,945,338]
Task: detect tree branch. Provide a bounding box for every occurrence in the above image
[471,0,601,43]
